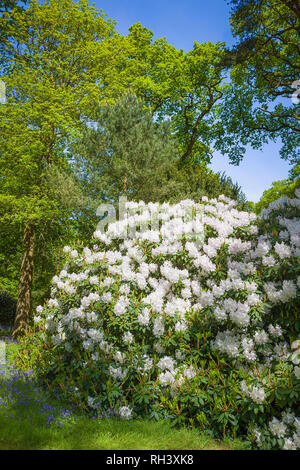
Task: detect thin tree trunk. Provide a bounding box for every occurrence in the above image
[123,171,127,193]
[12,223,36,339]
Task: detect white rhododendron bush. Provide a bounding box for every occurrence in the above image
[30,191,300,449]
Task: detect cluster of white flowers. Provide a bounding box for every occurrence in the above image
[264,280,297,304]
[114,296,130,316]
[212,330,240,358]
[109,366,127,380]
[254,411,300,450]
[240,380,266,404]
[137,307,150,326]
[35,192,299,437]
[157,356,175,371]
[118,406,132,420]
[87,396,100,410]
[269,417,287,438]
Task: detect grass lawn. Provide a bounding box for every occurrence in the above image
[0,342,249,451]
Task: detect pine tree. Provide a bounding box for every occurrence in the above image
[0,0,114,337]
[75,92,180,203]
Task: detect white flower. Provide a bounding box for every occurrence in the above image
[48,298,59,308]
[86,311,97,323]
[157,356,175,371]
[175,350,186,360]
[262,255,276,267]
[103,277,114,287]
[101,292,112,303]
[213,330,240,358]
[120,284,130,295]
[109,366,127,380]
[89,276,99,285]
[269,418,287,438]
[139,355,153,372]
[240,381,265,404]
[213,307,227,322]
[153,317,164,337]
[274,242,291,259]
[294,366,300,379]
[158,371,175,386]
[52,331,66,346]
[174,321,188,332]
[253,331,268,345]
[119,406,132,420]
[183,365,196,379]
[137,307,150,326]
[268,324,282,337]
[87,329,104,342]
[70,249,79,259]
[255,241,271,257]
[283,439,296,450]
[229,303,250,327]
[114,296,129,316]
[122,331,133,344]
[87,396,100,410]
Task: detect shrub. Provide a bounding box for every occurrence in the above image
[0,290,17,325]
[20,191,300,448]
[254,178,300,214]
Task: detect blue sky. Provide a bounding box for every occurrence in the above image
[93,0,292,202]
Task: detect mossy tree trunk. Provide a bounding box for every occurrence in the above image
[12,223,36,339]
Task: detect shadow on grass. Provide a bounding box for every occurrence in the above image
[0,359,249,451]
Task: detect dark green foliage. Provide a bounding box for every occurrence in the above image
[254,177,300,214]
[0,0,27,12]
[153,161,247,206]
[0,0,28,68]
[75,92,180,203]
[219,0,300,173]
[75,92,247,206]
[0,290,16,325]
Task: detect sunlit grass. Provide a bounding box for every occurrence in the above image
[0,414,249,451]
[0,342,249,451]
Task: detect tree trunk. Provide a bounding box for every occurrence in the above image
[12,223,36,339]
[123,171,127,193]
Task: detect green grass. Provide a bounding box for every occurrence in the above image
[0,328,13,338]
[4,341,19,359]
[0,343,249,451]
[0,415,249,451]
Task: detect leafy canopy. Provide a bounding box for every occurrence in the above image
[219,0,300,172]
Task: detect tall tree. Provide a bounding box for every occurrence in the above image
[151,160,247,206]
[218,0,300,173]
[75,92,179,203]
[0,0,25,11]
[0,0,115,337]
[0,0,28,68]
[254,177,300,213]
[96,23,230,164]
[75,92,247,208]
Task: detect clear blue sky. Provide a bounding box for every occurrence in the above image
[93,0,292,202]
